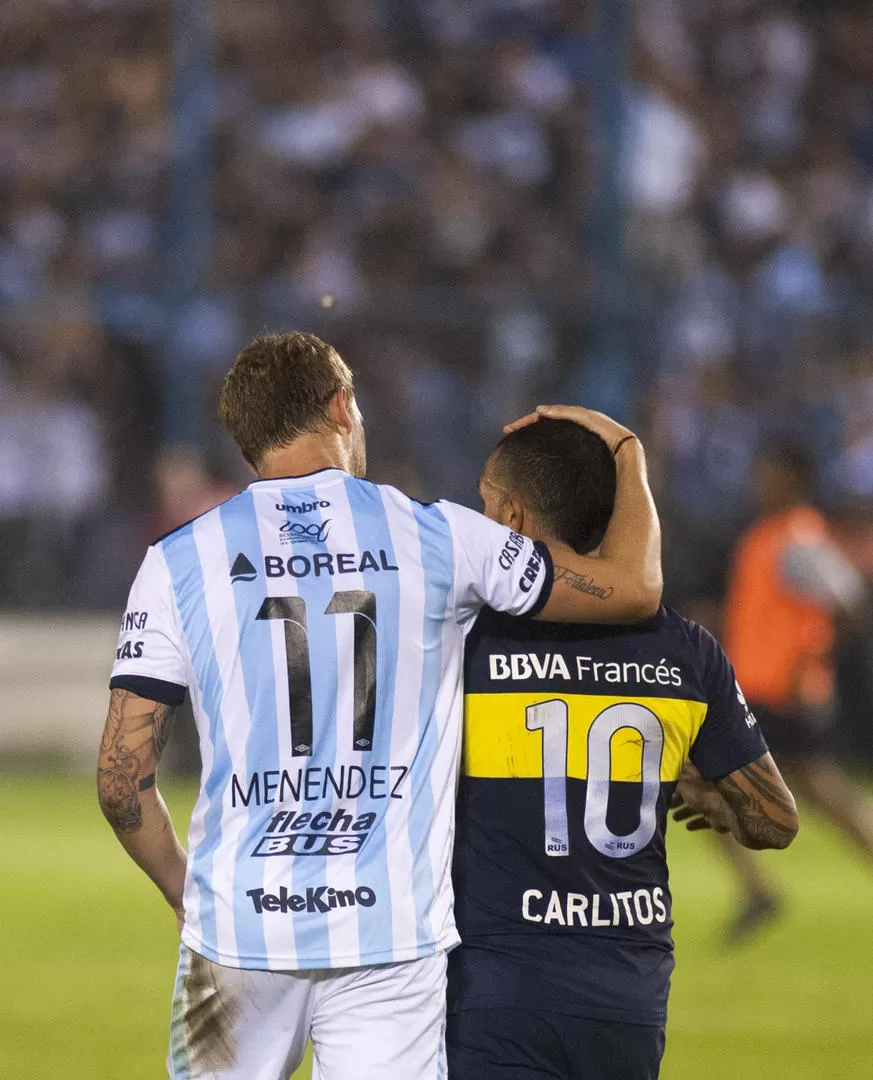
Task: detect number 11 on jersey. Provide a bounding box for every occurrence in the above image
[526,699,570,856]
[257,590,377,757]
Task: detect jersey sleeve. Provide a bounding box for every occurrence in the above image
[109,544,188,706]
[688,623,768,780]
[438,500,553,628]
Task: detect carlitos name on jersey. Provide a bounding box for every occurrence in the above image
[488,653,683,688]
[247,884,376,915]
[522,886,668,928]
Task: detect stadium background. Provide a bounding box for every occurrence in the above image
[1,1,872,1077]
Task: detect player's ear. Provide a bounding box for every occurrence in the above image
[505,496,526,534]
[328,387,353,435]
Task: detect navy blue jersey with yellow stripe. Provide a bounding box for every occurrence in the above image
[450,605,768,1027]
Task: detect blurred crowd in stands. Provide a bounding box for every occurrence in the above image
[3,0,873,668]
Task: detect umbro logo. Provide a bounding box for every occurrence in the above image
[230,553,258,583]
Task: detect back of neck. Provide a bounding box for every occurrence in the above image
[258,435,348,480]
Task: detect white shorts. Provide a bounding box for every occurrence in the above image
[167,944,448,1080]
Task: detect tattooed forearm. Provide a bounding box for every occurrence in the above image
[716,756,798,850]
[97,690,177,833]
[153,701,176,760]
[100,689,124,753]
[98,741,144,830]
[553,566,615,600]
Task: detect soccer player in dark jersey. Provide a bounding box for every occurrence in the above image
[447,407,799,1080]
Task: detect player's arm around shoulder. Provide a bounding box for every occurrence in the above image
[97,688,187,930]
[674,755,799,851]
[507,406,662,624]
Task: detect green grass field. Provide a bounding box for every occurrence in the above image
[2,774,871,1079]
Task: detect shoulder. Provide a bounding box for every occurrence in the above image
[785,505,830,543]
[665,609,735,693]
[467,605,533,646]
[379,491,472,537]
[742,506,828,553]
[427,499,500,535]
[345,476,445,515]
[664,606,719,656]
[150,491,245,549]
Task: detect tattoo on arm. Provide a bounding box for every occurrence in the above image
[152,700,176,760]
[100,689,124,753]
[717,755,798,850]
[97,690,177,833]
[553,565,615,600]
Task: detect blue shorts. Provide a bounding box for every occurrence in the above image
[446,1007,665,1080]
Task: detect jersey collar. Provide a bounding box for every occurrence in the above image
[248,467,350,488]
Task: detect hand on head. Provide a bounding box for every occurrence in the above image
[503,405,637,456]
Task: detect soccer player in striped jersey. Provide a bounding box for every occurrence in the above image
[448,413,799,1080]
[97,333,662,1080]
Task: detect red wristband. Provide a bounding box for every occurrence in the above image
[613,434,637,456]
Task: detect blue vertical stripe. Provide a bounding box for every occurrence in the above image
[219,491,276,962]
[162,525,229,957]
[343,477,399,959]
[281,485,335,963]
[410,502,454,952]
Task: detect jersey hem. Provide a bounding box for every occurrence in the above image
[109,674,187,706]
[694,743,768,782]
[180,927,461,971]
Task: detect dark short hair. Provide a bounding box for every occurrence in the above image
[492,419,616,554]
[218,332,354,467]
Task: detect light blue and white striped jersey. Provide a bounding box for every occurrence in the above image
[110,468,552,970]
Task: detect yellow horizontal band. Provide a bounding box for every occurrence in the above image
[463,692,707,783]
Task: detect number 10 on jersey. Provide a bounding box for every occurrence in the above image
[526,699,664,861]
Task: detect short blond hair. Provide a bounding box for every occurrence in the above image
[219,332,354,467]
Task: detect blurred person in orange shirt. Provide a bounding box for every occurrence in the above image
[718,442,873,940]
